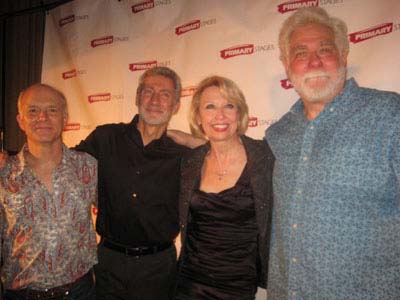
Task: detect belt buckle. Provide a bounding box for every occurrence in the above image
[42,286,69,299]
[127,246,140,256]
[62,290,70,299]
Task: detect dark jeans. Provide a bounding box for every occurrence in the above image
[4,270,95,300]
[95,242,177,300]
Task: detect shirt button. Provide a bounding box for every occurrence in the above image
[297,190,302,195]
[132,193,137,198]
[181,224,185,228]
[329,107,334,112]
[136,170,141,175]
[309,125,314,129]
[303,156,308,161]
[292,257,298,263]
[292,224,298,229]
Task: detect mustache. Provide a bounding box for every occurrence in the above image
[145,106,164,112]
[303,71,330,81]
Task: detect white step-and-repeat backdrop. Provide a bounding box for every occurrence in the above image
[42,0,400,298]
[42,0,400,147]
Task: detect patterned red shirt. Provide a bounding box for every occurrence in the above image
[0,144,98,290]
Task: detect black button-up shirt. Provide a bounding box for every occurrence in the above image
[76,115,189,247]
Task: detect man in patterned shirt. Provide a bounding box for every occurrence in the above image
[265,7,400,300]
[0,84,98,300]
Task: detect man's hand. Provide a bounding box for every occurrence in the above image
[167,130,206,149]
[0,151,8,168]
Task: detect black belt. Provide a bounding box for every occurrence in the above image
[102,238,173,256]
[5,270,93,300]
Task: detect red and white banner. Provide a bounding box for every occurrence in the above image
[42,0,400,155]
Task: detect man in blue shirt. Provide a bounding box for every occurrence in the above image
[265,7,400,300]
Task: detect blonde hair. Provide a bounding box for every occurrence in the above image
[189,76,249,138]
[279,7,349,62]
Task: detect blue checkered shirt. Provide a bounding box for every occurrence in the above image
[265,78,400,300]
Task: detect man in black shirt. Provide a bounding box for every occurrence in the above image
[76,67,189,300]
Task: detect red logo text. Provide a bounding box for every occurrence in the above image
[62,69,76,80]
[220,44,254,59]
[181,86,197,98]
[175,20,201,35]
[248,117,258,128]
[59,15,75,27]
[91,36,114,48]
[88,93,111,103]
[349,23,393,44]
[280,79,293,89]
[129,60,158,71]
[132,0,154,13]
[277,0,319,14]
[64,123,81,131]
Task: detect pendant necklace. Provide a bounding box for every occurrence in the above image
[213,151,229,181]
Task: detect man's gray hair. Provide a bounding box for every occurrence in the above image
[136,66,182,102]
[279,7,349,62]
[17,83,68,117]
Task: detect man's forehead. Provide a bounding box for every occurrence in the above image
[292,22,333,37]
[290,39,335,49]
[143,75,174,87]
[22,87,62,106]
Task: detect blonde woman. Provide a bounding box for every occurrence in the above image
[174,76,274,300]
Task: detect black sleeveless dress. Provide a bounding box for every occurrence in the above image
[175,165,259,300]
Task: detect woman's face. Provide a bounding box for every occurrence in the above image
[197,86,239,143]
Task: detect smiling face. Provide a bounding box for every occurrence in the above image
[284,22,348,104]
[136,75,180,127]
[196,86,239,143]
[17,85,67,146]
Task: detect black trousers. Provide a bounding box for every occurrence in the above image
[95,243,177,300]
[4,270,95,300]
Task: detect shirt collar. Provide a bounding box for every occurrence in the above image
[16,143,72,175]
[126,114,169,145]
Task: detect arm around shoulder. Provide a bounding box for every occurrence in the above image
[167,129,206,149]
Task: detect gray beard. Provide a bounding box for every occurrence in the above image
[138,106,171,126]
[290,66,346,103]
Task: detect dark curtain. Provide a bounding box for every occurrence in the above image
[0,0,72,153]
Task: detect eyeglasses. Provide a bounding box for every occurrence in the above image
[140,87,175,102]
[290,42,338,61]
